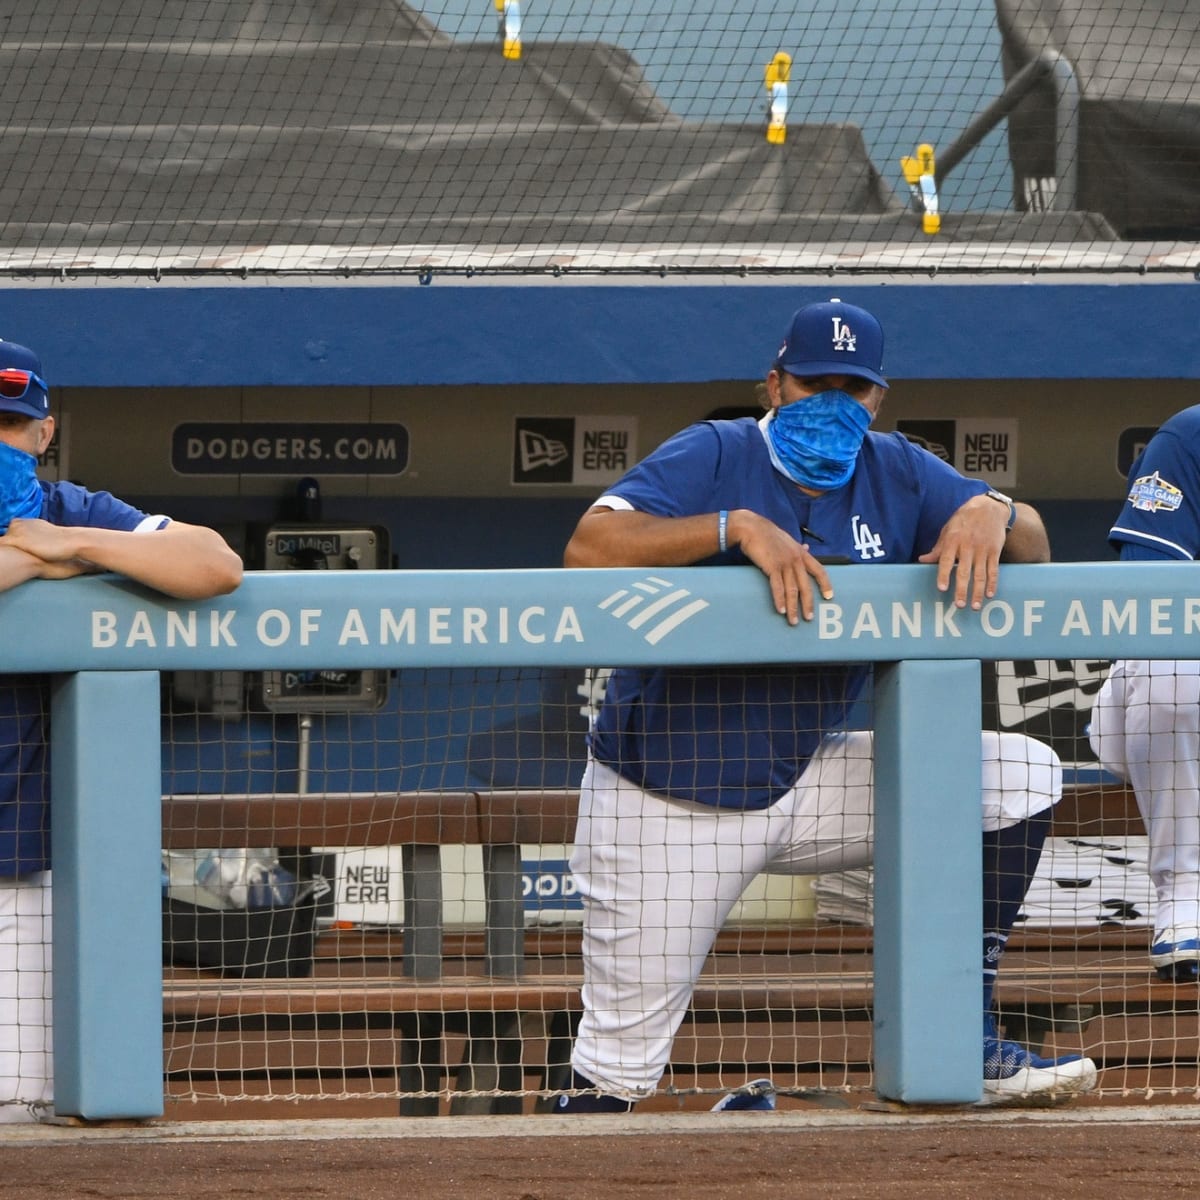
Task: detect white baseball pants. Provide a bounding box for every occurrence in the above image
[1089,659,1200,941]
[569,730,1061,1099]
[0,871,52,1122]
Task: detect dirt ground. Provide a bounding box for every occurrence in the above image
[2,1110,1199,1200]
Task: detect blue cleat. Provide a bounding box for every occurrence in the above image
[1151,933,1200,982]
[979,1016,1097,1106]
[711,1078,776,1112]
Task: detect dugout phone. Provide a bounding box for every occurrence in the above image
[259,523,391,712]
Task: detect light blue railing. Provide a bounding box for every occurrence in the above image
[3,561,1192,1119]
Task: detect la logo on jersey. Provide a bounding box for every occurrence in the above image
[852,514,884,559]
[831,317,857,352]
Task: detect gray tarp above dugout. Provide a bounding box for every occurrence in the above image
[996,0,1200,237]
[0,0,1114,264]
[3,0,448,44]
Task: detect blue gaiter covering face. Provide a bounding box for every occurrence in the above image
[766,390,872,490]
[0,440,43,534]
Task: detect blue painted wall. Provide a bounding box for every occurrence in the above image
[3,281,1198,387]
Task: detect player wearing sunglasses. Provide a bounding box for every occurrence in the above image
[0,340,243,1121]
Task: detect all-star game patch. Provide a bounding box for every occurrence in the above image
[1128,470,1183,513]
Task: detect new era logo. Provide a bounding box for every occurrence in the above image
[598,575,710,644]
[518,429,569,472]
[513,417,574,483]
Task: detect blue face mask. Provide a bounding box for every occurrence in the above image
[0,439,43,534]
[766,389,873,490]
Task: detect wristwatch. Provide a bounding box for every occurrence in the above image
[984,488,1017,532]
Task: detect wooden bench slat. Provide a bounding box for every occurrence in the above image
[163,783,1142,846]
[162,946,1180,1021]
[1050,784,1144,838]
[163,792,484,849]
[473,790,579,845]
[162,789,582,849]
[312,919,1150,964]
[161,972,880,1020]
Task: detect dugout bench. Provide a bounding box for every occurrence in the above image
[161,782,1191,1113]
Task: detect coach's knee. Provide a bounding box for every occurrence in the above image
[1142,674,1200,735]
[980,731,1062,830]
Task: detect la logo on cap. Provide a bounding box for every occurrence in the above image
[832,317,856,352]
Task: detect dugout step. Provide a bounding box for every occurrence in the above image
[997,1003,1100,1052]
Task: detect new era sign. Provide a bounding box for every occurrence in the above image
[513,416,638,486]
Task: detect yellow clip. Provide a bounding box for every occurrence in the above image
[900,143,935,184]
[899,143,940,234]
[764,53,791,88]
[764,53,791,144]
[496,0,521,59]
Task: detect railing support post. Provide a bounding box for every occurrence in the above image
[872,659,982,1103]
[51,671,163,1119]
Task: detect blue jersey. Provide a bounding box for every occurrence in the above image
[1108,405,1200,561]
[589,416,987,809]
[0,482,167,876]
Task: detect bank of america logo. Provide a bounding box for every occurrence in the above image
[518,429,569,472]
[597,575,710,644]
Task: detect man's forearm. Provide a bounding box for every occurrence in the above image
[1001,503,1051,564]
[564,508,724,567]
[5,519,243,599]
[0,545,44,594]
[64,523,243,599]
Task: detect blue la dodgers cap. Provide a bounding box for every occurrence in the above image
[0,341,49,419]
[775,298,888,389]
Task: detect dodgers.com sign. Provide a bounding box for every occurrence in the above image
[172,422,409,475]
